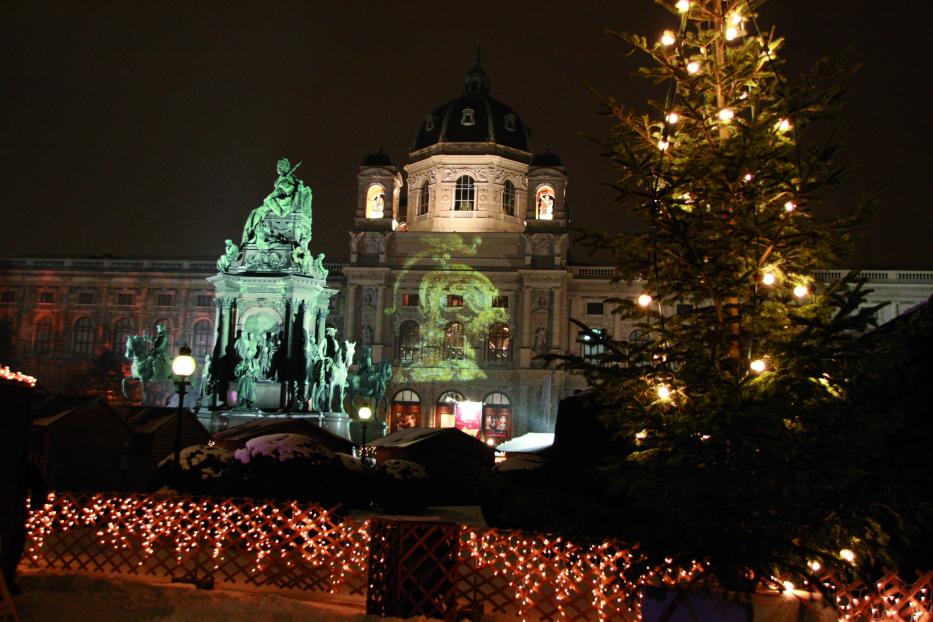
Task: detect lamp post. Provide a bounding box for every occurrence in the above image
[171,344,197,477]
[358,405,372,465]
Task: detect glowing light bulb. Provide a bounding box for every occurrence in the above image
[687,61,701,74]
[782,581,795,593]
[661,31,676,46]
[657,139,670,151]
[725,26,739,41]
[665,111,680,124]
[794,285,809,298]
[657,385,671,400]
[762,272,776,286]
[784,200,796,212]
[776,118,792,132]
[637,293,653,307]
[718,108,735,122]
[743,173,753,182]
[675,0,690,13]
[750,358,767,373]
[808,560,822,572]
[635,429,649,442]
[839,548,856,563]
[730,11,743,26]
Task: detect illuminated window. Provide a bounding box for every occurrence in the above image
[418,184,430,216]
[39,292,54,304]
[391,389,421,432]
[402,293,420,307]
[436,390,466,428]
[73,317,94,355]
[77,292,94,305]
[460,107,475,126]
[366,184,386,219]
[443,322,465,360]
[502,180,516,216]
[192,319,213,359]
[117,293,134,306]
[491,295,509,308]
[535,185,556,220]
[398,320,421,364]
[454,176,475,211]
[34,317,53,353]
[486,323,511,362]
[483,392,512,439]
[112,318,133,351]
[157,294,173,306]
[586,302,605,315]
[446,294,464,308]
[579,328,606,366]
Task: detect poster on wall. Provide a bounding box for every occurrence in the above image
[454,401,482,437]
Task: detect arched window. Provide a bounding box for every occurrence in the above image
[192,319,213,359]
[483,391,512,440]
[391,389,422,432]
[443,322,465,360]
[535,184,556,220]
[73,317,94,355]
[486,323,511,362]
[502,180,516,216]
[366,183,385,219]
[398,320,421,364]
[435,390,466,428]
[580,328,606,366]
[454,176,475,211]
[112,318,133,352]
[34,317,54,354]
[418,184,430,216]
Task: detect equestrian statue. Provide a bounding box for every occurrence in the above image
[346,346,393,419]
[122,325,173,403]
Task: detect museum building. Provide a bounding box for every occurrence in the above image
[2,62,932,441]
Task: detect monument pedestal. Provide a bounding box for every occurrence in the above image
[195,409,352,441]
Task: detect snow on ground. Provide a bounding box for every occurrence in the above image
[12,568,442,622]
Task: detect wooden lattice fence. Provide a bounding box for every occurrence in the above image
[22,492,933,621]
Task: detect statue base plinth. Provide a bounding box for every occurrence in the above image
[196,409,351,441]
[350,419,388,445]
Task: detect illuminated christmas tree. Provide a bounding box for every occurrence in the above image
[572,0,894,587]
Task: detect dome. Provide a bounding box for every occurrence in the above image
[411,62,531,154]
[362,150,393,166]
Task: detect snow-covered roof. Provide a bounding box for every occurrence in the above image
[368,427,454,448]
[495,432,554,454]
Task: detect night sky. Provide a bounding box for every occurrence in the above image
[3,1,931,267]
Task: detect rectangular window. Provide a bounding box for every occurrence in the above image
[491,295,509,308]
[0,291,15,303]
[402,293,420,307]
[157,294,173,306]
[580,328,607,366]
[446,294,464,308]
[586,302,605,315]
[196,295,212,307]
[117,293,134,306]
[39,292,54,304]
[676,303,694,315]
[77,292,94,305]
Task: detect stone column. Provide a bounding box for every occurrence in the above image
[219,298,232,353]
[344,285,357,340]
[521,286,532,347]
[316,307,327,344]
[373,285,385,361]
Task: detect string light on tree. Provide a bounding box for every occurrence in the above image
[718,108,735,123]
[793,285,809,298]
[657,384,671,400]
[761,272,777,286]
[666,112,680,124]
[675,0,690,13]
[750,358,767,374]
[839,548,856,564]
[784,200,796,212]
[686,61,701,74]
[661,30,677,46]
[776,118,792,132]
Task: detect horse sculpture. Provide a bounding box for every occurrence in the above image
[326,341,356,413]
[122,334,173,403]
[346,351,393,419]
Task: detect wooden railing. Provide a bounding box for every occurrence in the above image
[23,492,933,621]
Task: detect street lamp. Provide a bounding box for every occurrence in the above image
[171,344,197,477]
[358,405,372,465]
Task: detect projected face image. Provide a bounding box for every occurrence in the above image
[387,235,509,383]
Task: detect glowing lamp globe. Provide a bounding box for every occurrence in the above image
[358,406,373,421]
[637,294,653,308]
[172,346,197,378]
[750,358,767,374]
[675,0,690,13]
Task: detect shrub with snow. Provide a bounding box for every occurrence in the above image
[233,433,334,465]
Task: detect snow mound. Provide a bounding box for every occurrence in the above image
[378,459,428,481]
[336,452,364,471]
[157,444,235,478]
[234,433,335,465]
[495,453,547,472]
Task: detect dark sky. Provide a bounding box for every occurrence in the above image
[3,1,931,267]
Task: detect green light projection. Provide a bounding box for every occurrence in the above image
[385,235,509,384]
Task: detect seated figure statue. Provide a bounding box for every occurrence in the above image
[241,158,313,250]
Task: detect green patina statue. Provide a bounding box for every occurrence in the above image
[241,158,313,251]
[217,239,239,272]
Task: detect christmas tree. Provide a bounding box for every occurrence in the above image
[571,0,897,588]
